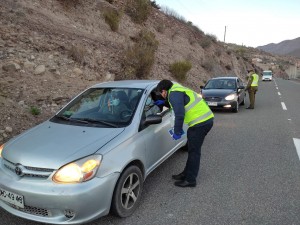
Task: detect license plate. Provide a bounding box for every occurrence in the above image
[207,101,217,106]
[0,188,24,208]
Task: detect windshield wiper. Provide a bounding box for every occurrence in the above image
[55,115,89,124]
[79,118,118,128]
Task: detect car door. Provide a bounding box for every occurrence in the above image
[236,78,245,104]
[138,91,181,175]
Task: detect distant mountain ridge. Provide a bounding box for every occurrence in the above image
[257,37,300,58]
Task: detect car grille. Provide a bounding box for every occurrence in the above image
[5,202,51,217]
[204,97,222,102]
[3,159,54,179]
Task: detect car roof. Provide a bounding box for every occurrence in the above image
[91,80,160,89]
[210,76,238,80]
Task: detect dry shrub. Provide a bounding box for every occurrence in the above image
[199,37,211,49]
[155,20,165,33]
[215,49,222,57]
[122,30,159,79]
[206,33,218,43]
[225,65,232,70]
[150,0,160,9]
[171,30,180,41]
[169,60,192,81]
[69,45,87,64]
[57,0,80,9]
[125,0,151,24]
[201,59,214,71]
[103,8,122,32]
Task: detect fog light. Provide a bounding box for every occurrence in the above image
[64,209,75,218]
[224,105,231,108]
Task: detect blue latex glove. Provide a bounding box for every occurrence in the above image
[172,133,182,140]
[154,100,165,106]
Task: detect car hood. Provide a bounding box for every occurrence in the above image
[3,121,124,169]
[202,89,235,97]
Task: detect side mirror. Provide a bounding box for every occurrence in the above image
[200,85,204,89]
[238,85,245,89]
[143,115,162,126]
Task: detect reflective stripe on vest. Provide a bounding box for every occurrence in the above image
[168,84,214,127]
[251,73,259,86]
[187,111,213,126]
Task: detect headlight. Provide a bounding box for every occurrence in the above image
[225,94,236,101]
[53,155,102,184]
[0,144,3,158]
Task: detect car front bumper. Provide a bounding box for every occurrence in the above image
[206,100,237,110]
[0,161,119,224]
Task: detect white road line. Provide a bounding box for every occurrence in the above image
[276,87,278,90]
[293,138,300,161]
[278,92,281,96]
[281,102,287,110]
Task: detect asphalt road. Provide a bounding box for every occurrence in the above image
[1,79,300,225]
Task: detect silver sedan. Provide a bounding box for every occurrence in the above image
[0,80,187,224]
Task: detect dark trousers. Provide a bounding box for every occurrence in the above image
[183,121,213,183]
[248,86,258,108]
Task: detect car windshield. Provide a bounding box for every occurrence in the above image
[263,71,272,76]
[50,87,144,127]
[204,79,236,90]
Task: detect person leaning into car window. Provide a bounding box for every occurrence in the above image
[155,80,214,188]
[245,68,259,109]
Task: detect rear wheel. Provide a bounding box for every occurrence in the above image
[111,165,143,217]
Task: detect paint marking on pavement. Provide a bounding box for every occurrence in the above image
[293,138,300,161]
[278,92,281,96]
[281,102,287,110]
[276,87,278,90]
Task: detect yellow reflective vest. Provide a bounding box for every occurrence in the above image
[168,84,214,127]
[251,73,259,87]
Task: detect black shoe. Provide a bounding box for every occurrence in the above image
[174,180,196,188]
[172,172,185,181]
[246,107,254,109]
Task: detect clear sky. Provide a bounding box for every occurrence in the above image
[155,0,300,47]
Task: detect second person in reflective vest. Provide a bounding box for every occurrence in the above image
[245,68,259,109]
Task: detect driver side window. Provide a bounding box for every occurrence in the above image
[139,91,163,131]
[143,93,161,117]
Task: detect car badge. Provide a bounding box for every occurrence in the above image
[15,165,24,177]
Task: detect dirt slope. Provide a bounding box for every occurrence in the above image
[0,0,253,143]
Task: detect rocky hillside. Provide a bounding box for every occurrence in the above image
[0,0,282,143]
[257,37,300,58]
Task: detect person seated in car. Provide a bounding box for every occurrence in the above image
[106,91,130,119]
[227,80,236,88]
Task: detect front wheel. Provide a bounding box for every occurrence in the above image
[111,165,143,217]
[232,101,239,113]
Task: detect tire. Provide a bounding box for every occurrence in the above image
[111,165,143,217]
[232,101,239,113]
